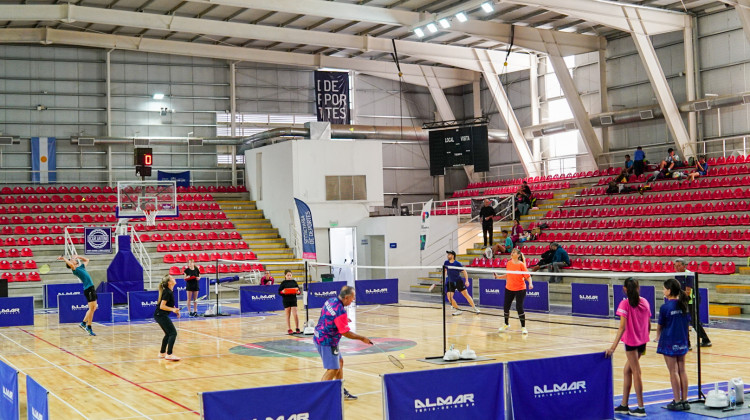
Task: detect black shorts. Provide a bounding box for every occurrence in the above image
[446,281,466,293]
[282,297,298,309]
[625,343,647,354]
[185,279,199,292]
[84,286,97,303]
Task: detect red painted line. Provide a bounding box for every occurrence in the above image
[18,328,199,416]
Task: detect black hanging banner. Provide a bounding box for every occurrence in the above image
[314,71,350,125]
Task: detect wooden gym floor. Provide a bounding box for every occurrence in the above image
[1,299,748,419]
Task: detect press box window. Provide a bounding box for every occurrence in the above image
[326,176,366,201]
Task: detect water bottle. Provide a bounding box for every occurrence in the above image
[729,385,737,409]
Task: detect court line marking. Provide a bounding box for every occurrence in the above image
[0,330,152,419]
[17,328,200,417]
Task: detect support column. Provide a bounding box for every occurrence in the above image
[541,31,601,170]
[626,9,696,160]
[529,53,542,163]
[735,0,750,44]
[106,49,113,186]
[598,48,611,165]
[684,17,697,145]
[230,61,238,186]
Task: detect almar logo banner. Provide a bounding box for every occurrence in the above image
[2,386,12,402]
[72,304,88,310]
[59,291,80,296]
[252,294,276,300]
[414,394,475,413]
[527,291,540,297]
[533,381,586,397]
[31,407,43,420]
[0,308,21,315]
[365,288,388,294]
[313,291,336,297]
[579,295,599,301]
[141,300,157,307]
[485,288,501,294]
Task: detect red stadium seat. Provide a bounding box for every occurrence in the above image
[28,272,40,281]
[163,254,175,263]
[169,266,182,275]
[12,272,27,282]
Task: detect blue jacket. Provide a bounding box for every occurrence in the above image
[553,248,571,266]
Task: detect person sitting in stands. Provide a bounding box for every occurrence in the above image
[491,230,513,255]
[547,242,571,283]
[608,170,637,194]
[510,219,524,244]
[260,270,275,285]
[624,154,634,174]
[686,156,708,182]
[519,181,537,209]
[515,192,531,217]
[659,148,683,171]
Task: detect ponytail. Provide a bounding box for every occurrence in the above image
[157,274,171,304]
[664,278,689,313]
[624,277,640,308]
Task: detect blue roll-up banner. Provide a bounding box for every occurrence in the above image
[84,226,112,255]
[571,283,610,317]
[26,375,48,420]
[383,363,504,420]
[478,279,549,313]
[174,278,209,303]
[58,293,113,324]
[613,284,655,319]
[43,283,83,308]
[128,291,178,321]
[240,285,285,313]
[508,352,613,420]
[0,297,34,327]
[202,380,343,420]
[0,360,18,420]
[314,70,350,124]
[445,278,473,306]
[699,288,709,325]
[355,279,398,305]
[307,281,347,309]
[157,170,191,188]
[293,198,317,260]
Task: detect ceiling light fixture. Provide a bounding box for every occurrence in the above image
[414,27,425,38]
[481,2,494,13]
[455,12,468,22]
[438,18,450,29]
[426,23,438,33]
[152,93,164,100]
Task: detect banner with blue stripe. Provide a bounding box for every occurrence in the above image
[31,137,56,184]
[294,198,317,260]
[0,359,18,420]
[26,375,48,420]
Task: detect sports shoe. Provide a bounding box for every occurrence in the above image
[452,310,462,316]
[165,354,181,361]
[700,341,712,348]
[473,307,480,314]
[86,326,96,336]
[680,401,690,411]
[158,353,166,358]
[498,325,509,333]
[79,322,87,332]
[666,400,681,411]
[629,407,646,417]
[295,328,301,334]
[343,388,358,400]
[521,327,528,335]
[614,404,629,414]
[287,329,293,335]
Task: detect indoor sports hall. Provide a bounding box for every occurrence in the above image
[0,1,750,419]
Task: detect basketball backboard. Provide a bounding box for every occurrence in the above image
[116,181,179,220]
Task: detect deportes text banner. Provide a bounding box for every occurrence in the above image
[314,70,350,124]
[613,285,655,319]
[419,200,432,251]
[58,293,113,324]
[445,278,473,306]
[294,198,317,260]
[0,297,34,327]
[383,363,504,420]
[478,279,549,312]
[571,283,609,317]
[174,277,209,303]
[508,352,613,420]
[43,283,82,308]
[0,359,18,420]
[31,137,56,184]
[202,380,342,420]
[84,227,112,255]
[307,281,347,309]
[26,375,48,420]
[157,170,190,188]
[128,291,177,321]
[240,285,285,313]
[355,279,398,305]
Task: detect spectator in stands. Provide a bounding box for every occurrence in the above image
[659,148,683,171]
[633,146,646,176]
[686,156,708,182]
[510,219,524,244]
[547,242,570,283]
[674,259,711,348]
[530,246,555,272]
[491,230,513,255]
[607,170,637,194]
[479,199,496,248]
[624,154,634,173]
[515,192,531,217]
[260,270,275,285]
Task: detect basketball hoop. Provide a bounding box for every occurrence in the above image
[144,210,159,226]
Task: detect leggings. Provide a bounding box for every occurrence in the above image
[155,314,177,354]
[504,289,526,327]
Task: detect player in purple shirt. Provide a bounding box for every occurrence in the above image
[314,285,372,400]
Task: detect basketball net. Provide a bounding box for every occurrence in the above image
[144,210,159,226]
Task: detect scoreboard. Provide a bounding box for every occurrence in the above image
[428,125,489,176]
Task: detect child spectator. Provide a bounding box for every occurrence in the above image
[278,270,302,335]
[624,154,634,173]
[260,270,275,285]
[659,148,683,171]
[510,219,524,244]
[491,230,513,255]
[686,156,708,182]
[657,279,691,411]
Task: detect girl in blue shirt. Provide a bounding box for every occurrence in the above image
[656,278,691,411]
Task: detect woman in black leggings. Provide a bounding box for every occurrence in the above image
[154,274,181,361]
[495,249,533,334]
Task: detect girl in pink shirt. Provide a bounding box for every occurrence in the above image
[605,278,651,417]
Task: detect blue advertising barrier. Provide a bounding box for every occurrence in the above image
[174,278,209,303]
[508,352,613,420]
[201,380,342,420]
[699,288,709,325]
[58,293,113,324]
[26,376,48,420]
[445,278,473,306]
[613,284,655,319]
[0,297,34,327]
[128,291,178,321]
[157,170,190,188]
[240,285,285,313]
[307,281,346,309]
[571,283,610,317]
[0,359,18,420]
[43,283,82,309]
[355,279,398,305]
[84,226,112,255]
[383,363,504,420]
[478,279,549,313]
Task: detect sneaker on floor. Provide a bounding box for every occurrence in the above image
[666,400,681,411]
[680,401,690,411]
[287,329,293,335]
[629,407,646,417]
[343,388,358,400]
[86,326,96,336]
[700,341,712,348]
[614,404,629,414]
[498,325,509,333]
[295,328,301,334]
[521,327,528,335]
[79,322,87,332]
[165,354,181,361]
[158,353,166,358]
[452,310,462,316]
[473,307,480,314]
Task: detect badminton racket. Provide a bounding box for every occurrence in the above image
[372,343,404,369]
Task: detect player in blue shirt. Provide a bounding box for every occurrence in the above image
[58,255,98,336]
[656,279,691,411]
[444,251,479,316]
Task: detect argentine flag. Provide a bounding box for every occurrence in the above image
[31,137,57,183]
